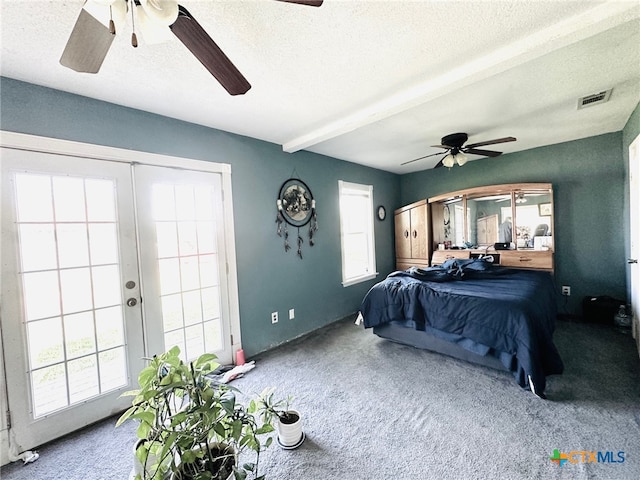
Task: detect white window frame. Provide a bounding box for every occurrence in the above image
[338,180,378,287]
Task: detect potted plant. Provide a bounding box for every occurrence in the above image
[117,346,275,480]
[252,388,304,449]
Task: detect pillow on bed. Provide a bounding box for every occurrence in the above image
[442,257,496,277]
[441,257,493,271]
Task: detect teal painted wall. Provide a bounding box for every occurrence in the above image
[622,101,640,298]
[0,77,401,357]
[401,133,627,315]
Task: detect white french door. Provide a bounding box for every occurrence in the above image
[1,144,236,455]
[629,134,640,358]
[134,165,233,362]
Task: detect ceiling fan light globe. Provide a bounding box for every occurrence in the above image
[139,0,179,27]
[442,154,455,168]
[455,152,468,166]
[136,4,173,44]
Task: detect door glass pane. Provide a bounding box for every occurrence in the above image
[15,174,53,222]
[19,224,57,271]
[64,312,96,359]
[60,268,92,314]
[53,177,86,222]
[57,224,90,268]
[31,365,67,418]
[152,182,223,362]
[99,348,127,391]
[95,307,125,350]
[68,355,99,403]
[23,271,61,320]
[27,318,64,369]
[86,179,116,222]
[13,172,128,418]
[89,224,118,264]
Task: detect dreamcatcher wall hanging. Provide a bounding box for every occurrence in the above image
[275,178,318,259]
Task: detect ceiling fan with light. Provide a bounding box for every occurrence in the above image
[401,132,517,168]
[60,0,323,96]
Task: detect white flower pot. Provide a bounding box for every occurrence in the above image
[276,410,304,449]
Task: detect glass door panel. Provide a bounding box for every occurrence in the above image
[1,149,145,453]
[134,165,232,364]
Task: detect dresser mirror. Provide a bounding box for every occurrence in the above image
[468,193,512,247]
[514,189,553,250]
[428,183,554,271]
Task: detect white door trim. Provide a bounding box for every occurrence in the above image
[629,133,640,359]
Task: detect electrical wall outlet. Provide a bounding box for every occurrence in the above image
[562,286,571,296]
[289,308,295,320]
[271,312,278,324]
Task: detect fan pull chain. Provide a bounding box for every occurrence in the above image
[109,6,116,35]
[130,2,138,47]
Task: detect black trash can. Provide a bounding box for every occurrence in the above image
[581,295,625,324]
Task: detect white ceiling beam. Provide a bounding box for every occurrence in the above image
[282,1,640,153]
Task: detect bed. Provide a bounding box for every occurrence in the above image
[357,258,564,397]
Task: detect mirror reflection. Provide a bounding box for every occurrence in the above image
[467,194,512,247]
[514,191,552,250]
[429,184,553,254]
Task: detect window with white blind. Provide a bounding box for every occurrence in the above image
[338,180,377,286]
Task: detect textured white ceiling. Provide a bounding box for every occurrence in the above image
[1,0,639,173]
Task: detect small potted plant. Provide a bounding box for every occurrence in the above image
[253,387,304,449]
[117,346,275,480]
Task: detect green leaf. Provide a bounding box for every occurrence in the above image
[119,388,141,398]
[254,424,274,435]
[138,365,157,387]
[220,392,236,414]
[130,411,155,426]
[194,352,218,367]
[181,448,196,464]
[231,419,243,440]
[142,389,159,401]
[137,421,151,439]
[115,405,138,427]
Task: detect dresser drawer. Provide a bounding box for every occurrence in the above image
[431,250,470,265]
[499,251,553,270]
[396,260,430,271]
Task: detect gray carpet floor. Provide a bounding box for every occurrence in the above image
[2,316,639,480]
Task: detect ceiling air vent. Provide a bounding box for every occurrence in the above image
[577,89,612,109]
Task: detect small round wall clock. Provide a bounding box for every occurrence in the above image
[377,205,386,221]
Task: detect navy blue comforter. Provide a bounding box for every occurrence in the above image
[359,259,564,395]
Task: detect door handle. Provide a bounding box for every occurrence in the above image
[628,259,638,264]
[126,298,138,307]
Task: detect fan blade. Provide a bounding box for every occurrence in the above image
[464,148,503,157]
[465,136,516,149]
[60,8,114,74]
[401,151,448,166]
[275,0,324,6]
[170,5,251,95]
[430,144,451,149]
